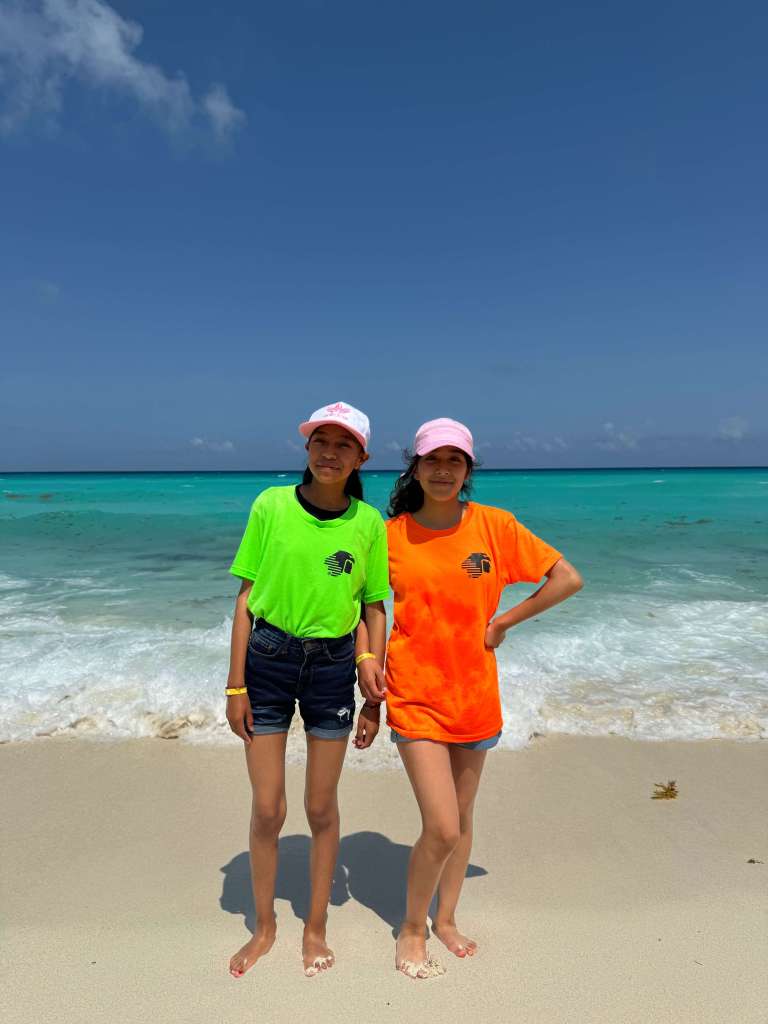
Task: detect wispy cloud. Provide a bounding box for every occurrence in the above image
[383,440,403,453]
[190,436,234,452]
[284,439,302,453]
[0,0,245,142]
[505,433,570,454]
[33,278,60,302]
[202,81,245,143]
[595,422,637,451]
[506,433,540,453]
[717,416,748,441]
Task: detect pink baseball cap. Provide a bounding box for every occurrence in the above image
[414,418,474,459]
[299,402,371,451]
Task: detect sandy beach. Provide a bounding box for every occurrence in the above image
[2,734,766,1024]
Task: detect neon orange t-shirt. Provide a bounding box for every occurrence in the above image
[385,502,561,743]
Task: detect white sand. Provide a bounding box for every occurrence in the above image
[2,735,766,1023]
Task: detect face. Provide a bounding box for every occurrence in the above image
[413,446,469,502]
[306,424,367,483]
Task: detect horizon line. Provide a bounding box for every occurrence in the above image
[2,465,767,475]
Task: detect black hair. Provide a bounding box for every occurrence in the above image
[302,427,365,499]
[387,448,475,517]
[302,465,363,499]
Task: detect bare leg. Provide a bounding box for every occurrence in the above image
[229,732,287,978]
[432,746,487,958]
[395,741,460,979]
[301,732,349,976]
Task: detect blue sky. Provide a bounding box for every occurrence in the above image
[1,0,766,470]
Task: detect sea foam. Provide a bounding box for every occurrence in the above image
[1,573,765,763]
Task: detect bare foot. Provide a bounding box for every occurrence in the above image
[302,924,335,977]
[432,919,478,958]
[396,924,445,980]
[229,917,277,978]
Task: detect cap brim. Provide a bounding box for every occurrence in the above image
[298,419,367,450]
[415,434,473,458]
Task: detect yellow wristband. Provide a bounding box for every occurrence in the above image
[355,652,377,666]
[225,687,247,696]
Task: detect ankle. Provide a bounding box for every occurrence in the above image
[398,920,426,937]
[304,918,327,935]
[255,913,277,933]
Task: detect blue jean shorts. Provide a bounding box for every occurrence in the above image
[244,619,356,740]
[389,729,501,751]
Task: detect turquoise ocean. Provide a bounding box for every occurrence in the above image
[1,469,766,762]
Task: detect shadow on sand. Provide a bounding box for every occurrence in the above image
[220,831,487,937]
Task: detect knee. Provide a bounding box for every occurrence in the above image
[304,797,338,835]
[251,799,286,838]
[422,819,460,857]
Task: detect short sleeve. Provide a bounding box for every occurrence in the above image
[229,498,264,581]
[500,514,561,586]
[363,516,390,603]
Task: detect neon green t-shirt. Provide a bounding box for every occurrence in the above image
[229,486,390,638]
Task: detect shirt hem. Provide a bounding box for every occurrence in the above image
[229,565,258,580]
[385,719,503,744]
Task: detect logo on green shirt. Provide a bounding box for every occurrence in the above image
[324,550,355,576]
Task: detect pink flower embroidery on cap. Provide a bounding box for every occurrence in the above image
[325,403,350,415]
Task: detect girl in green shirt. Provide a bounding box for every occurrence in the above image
[225,402,388,978]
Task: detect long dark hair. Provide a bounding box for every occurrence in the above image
[387,449,474,517]
[302,465,363,499]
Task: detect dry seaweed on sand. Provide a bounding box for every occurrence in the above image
[651,780,678,800]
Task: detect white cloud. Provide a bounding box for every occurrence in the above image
[0,0,245,142]
[718,416,748,441]
[383,440,403,452]
[506,434,539,452]
[505,432,569,454]
[202,82,245,142]
[190,437,234,452]
[34,278,60,302]
[595,422,637,451]
[475,441,492,451]
[284,439,302,452]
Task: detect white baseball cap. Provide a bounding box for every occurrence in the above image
[299,402,371,451]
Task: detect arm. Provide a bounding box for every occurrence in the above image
[353,600,387,750]
[225,578,255,742]
[485,558,583,649]
[355,602,386,702]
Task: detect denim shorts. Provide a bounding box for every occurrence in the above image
[389,729,502,751]
[244,619,356,739]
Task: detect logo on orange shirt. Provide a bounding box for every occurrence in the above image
[461,552,492,577]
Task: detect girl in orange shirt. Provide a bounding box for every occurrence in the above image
[359,418,583,979]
